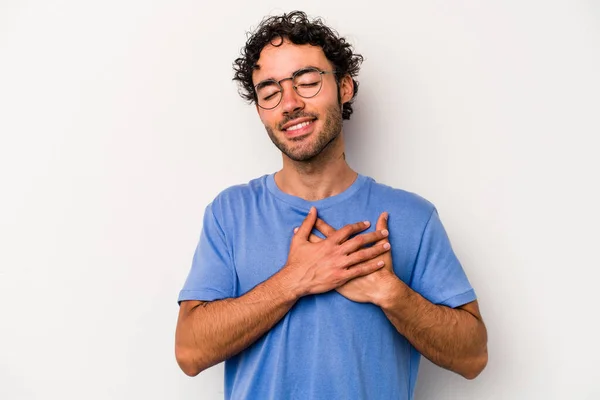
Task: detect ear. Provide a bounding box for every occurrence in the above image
[339,74,354,104]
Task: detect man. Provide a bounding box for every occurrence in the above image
[175,11,487,400]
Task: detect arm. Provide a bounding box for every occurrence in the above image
[315,213,488,379]
[175,268,299,376]
[175,207,391,376]
[375,276,488,379]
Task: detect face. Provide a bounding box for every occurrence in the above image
[253,40,353,162]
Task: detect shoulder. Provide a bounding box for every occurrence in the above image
[366,176,435,220]
[206,175,269,219]
[213,175,268,204]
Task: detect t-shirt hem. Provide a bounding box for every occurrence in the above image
[437,289,477,308]
[178,289,230,304]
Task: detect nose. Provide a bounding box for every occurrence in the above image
[280,80,305,115]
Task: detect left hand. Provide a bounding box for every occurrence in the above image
[294,212,399,304]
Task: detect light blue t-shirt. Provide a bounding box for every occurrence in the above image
[179,174,476,400]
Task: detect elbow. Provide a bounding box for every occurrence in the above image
[175,345,206,377]
[178,362,202,378]
[460,348,488,380]
[460,318,489,380]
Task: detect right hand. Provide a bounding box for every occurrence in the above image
[283,206,390,297]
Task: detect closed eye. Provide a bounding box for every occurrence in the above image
[263,91,281,101]
[297,82,319,87]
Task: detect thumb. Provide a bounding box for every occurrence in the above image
[295,207,318,241]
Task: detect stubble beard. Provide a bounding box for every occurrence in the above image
[265,102,343,162]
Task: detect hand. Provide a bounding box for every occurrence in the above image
[300,212,398,305]
[283,207,391,297]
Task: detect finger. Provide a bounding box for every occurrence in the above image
[294,226,321,243]
[344,258,386,280]
[376,212,388,231]
[315,218,336,238]
[375,212,390,245]
[341,229,389,254]
[342,241,391,268]
[295,227,323,243]
[295,207,318,241]
[332,220,371,244]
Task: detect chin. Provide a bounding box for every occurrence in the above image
[283,147,316,162]
[286,140,332,162]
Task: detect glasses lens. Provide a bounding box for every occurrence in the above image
[293,69,322,98]
[256,81,282,109]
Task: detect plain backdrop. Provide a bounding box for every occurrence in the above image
[1,1,599,399]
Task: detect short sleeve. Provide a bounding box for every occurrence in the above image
[409,209,476,308]
[178,203,235,304]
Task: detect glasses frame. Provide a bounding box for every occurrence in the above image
[254,67,337,110]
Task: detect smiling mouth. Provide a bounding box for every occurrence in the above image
[281,115,318,131]
[285,120,315,131]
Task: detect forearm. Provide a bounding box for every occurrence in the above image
[175,268,300,376]
[377,278,488,379]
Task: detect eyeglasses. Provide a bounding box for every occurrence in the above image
[254,67,337,110]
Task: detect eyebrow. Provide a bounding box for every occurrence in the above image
[254,65,322,88]
[255,80,278,90]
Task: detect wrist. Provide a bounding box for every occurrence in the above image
[374,273,411,310]
[272,264,306,302]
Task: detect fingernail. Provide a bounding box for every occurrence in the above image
[363,221,370,226]
[384,243,391,250]
[377,261,384,266]
[294,227,299,233]
[384,212,389,220]
[381,229,389,236]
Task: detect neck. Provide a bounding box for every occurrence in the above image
[275,133,358,201]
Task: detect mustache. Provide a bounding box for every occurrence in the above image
[278,112,318,130]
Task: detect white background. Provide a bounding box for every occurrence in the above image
[1,1,599,399]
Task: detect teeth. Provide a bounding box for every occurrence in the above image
[287,120,312,131]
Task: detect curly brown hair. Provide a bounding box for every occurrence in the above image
[232,11,363,120]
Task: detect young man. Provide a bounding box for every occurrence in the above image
[175,11,487,400]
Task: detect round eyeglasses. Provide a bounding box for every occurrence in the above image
[254,67,337,110]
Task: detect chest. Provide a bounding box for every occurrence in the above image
[228,207,415,296]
